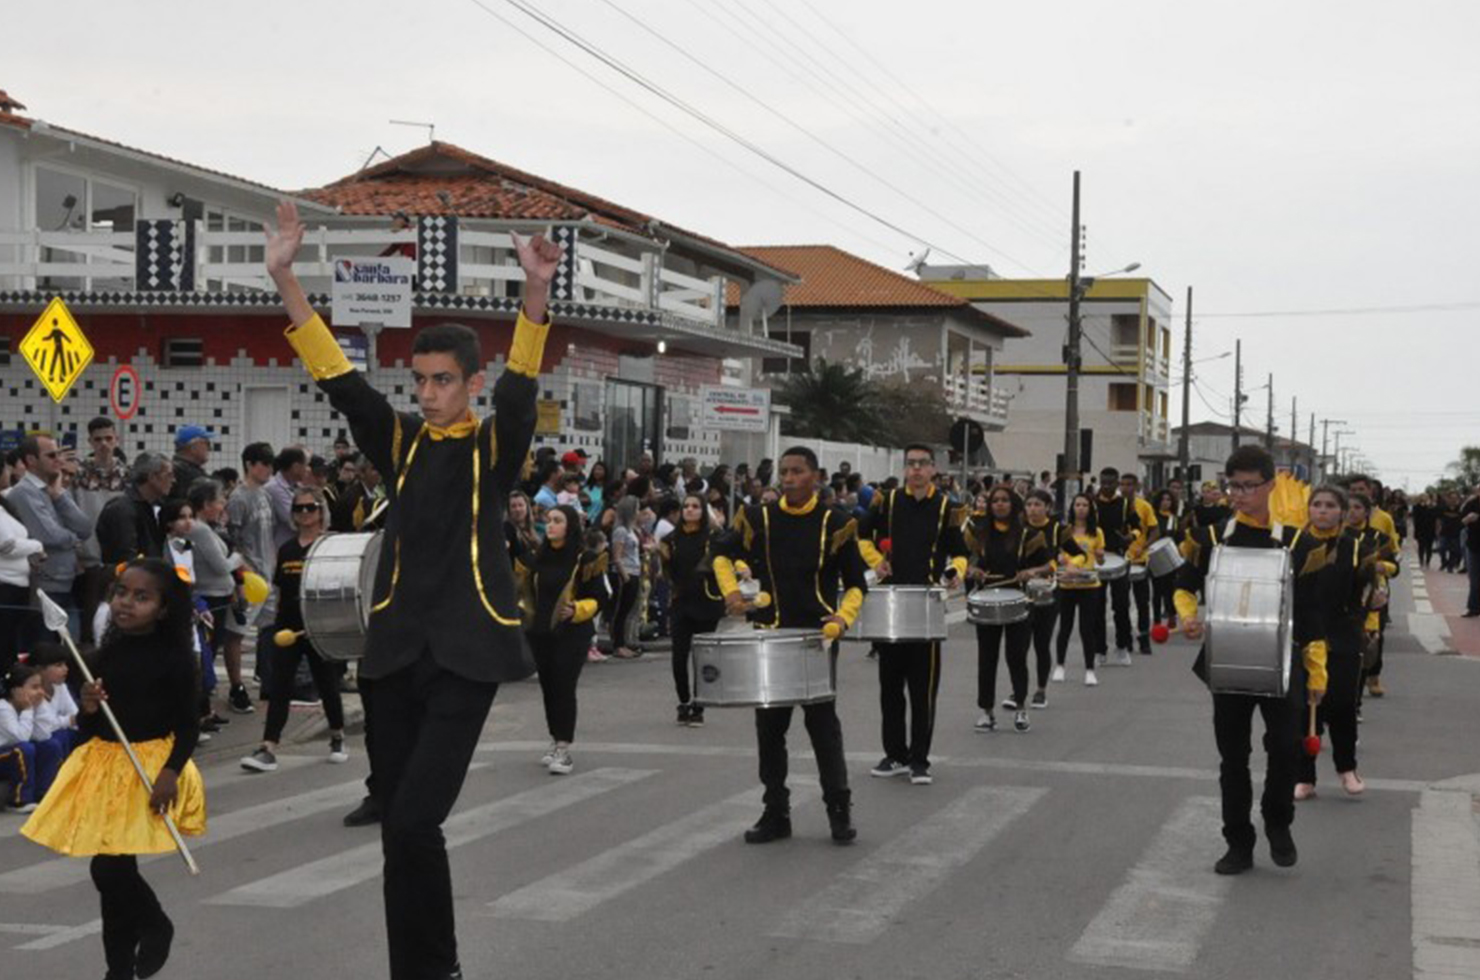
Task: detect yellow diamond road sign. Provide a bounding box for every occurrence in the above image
[20,297,94,403]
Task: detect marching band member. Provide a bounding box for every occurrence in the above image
[1121,472,1158,654]
[1175,446,1329,875]
[1190,480,1232,530]
[1347,476,1399,698]
[267,201,559,980]
[1147,489,1181,628]
[712,446,867,845]
[858,445,967,781]
[1094,466,1141,666]
[1023,490,1063,708]
[1345,494,1399,708]
[659,493,727,728]
[966,486,1051,733]
[1054,493,1106,687]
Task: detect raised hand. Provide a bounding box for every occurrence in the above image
[510,231,564,287]
[265,201,306,278]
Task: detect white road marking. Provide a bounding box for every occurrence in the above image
[770,785,1045,944]
[206,767,655,909]
[0,923,68,936]
[1068,796,1228,973]
[14,918,101,951]
[1412,788,1480,978]
[488,785,766,921]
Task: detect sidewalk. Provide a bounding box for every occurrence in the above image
[1417,556,1480,659]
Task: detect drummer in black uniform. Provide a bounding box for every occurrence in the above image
[1174,445,1329,876]
[1094,466,1141,667]
[856,444,967,784]
[712,446,868,845]
[267,201,560,980]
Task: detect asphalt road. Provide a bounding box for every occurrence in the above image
[3,561,1478,980]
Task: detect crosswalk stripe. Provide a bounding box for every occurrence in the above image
[770,785,1045,945]
[487,786,765,922]
[0,771,382,896]
[205,767,656,909]
[14,918,101,951]
[1067,796,1227,972]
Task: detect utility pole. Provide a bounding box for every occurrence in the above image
[1178,285,1192,480]
[1290,396,1298,465]
[1232,340,1243,448]
[1061,170,1084,503]
[1265,373,1275,450]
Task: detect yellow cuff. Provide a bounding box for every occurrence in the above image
[1303,640,1328,692]
[949,556,968,581]
[837,586,864,626]
[1363,611,1381,632]
[285,313,354,381]
[1174,589,1199,622]
[572,599,599,624]
[713,556,740,596]
[858,539,884,569]
[507,309,551,378]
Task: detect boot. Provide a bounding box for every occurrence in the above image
[1266,825,1298,868]
[1213,845,1254,875]
[826,802,857,845]
[743,809,792,844]
[135,910,174,979]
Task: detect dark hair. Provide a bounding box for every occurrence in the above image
[986,484,1024,524]
[412,323,482,379]
[1120,471,1140,486]
[1068,492,1100,532]
[27,641,69,668]
[3,662,37,696]
[1100,466,1120,480]
[1027,488,1055,509]
[333,436,351,448]
[586,460,609,488]
[242,442,274,468]
[103,558,197,656]
[87,416,116,435]
[210,467,239,486]
[903,443,934,461]
[1224,445,1275,481]
[1347,473,1373,488]
[1348,492,1372,516]
[19,434,48,464]
[656,496,683,520]
[187,478,224,514]
[540,504,584,552]
[1309,484,1348,511]
[1151,489,1175,513]
[781,445,819,471]
[158,498,192,527]
[274,446,307,474]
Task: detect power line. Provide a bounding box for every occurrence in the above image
[1198,301,1480,318]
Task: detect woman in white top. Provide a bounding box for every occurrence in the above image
[0,497,44,672]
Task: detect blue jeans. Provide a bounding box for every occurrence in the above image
[0,743,38,806]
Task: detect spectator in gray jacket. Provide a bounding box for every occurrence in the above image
[7,435,93,639]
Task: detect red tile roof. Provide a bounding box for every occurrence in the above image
[727,245,1030,335]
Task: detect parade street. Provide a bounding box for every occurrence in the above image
[3,552,1477,980]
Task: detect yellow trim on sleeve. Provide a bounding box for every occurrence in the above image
[837,586,864,626]
[949,556,968,581]
[1303,640,1328,692]
[858,538,885,569]
[285,314,354,381]
[1174,589,1200,623]
[572,599,599,624]
[713,556,741,596]
[506,309,551,378]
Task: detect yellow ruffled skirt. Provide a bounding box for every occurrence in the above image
[20,736,206,856]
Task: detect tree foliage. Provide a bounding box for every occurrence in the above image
[1448,445,1480,488]
[772,359,952,448]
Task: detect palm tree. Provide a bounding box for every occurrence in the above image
[774,359,886,445]
[1448,445,1480,487]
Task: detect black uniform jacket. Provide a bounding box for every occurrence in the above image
[857,486,967,586]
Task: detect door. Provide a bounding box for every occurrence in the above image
[243,385,292,450]
[604,379,663,471]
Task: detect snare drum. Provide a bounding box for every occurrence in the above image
[1129,562,1149,583]
[300,531,384,662]
[1099,555,1130,582]
[1025,577,1056,607]
[1146,537,1185,578]
[852,585,949,642]
[692,628,834,708]
[1204,546,1293,697]
[967,588,1030,625]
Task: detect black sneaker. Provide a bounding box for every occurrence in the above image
[870,757,910,778]
[1000,696,1019,711]
[1267,826,1298,867]
[687,707,705,728]
[1214,846,1255,875]
[135,911,174,979]
[1030,690,1047,710]
[827,803,857,844]
[1138,636,1152,655]
[343,796,382,827]
[208,712,231,726]
[240,747,278,773]
[909,764,932,786]
[228,684,255,714]
[1013,710,1031,733]
[200,716,222,734]
[744,810,792,844]
[676,703,692,726]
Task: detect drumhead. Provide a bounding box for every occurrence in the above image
[694,627,822,647]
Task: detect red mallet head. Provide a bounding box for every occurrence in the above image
[879,537,893,555]
[1150,623,1172,644]
[1303,735,1322,758]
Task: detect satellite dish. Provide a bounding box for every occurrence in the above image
[738,278,785,335]
[903,247,931,276]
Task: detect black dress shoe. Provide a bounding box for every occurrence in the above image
[135,913,174,979]
[743,810,792,844]
[1213,846,1254,875]
[343,796,382,827]
[827,804,857,845]
[1266,826,1298,867]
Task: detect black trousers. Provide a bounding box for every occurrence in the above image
[975,622,1030,708]
[1130,573,1151,646]
[1416,534,1434,568]
[1212,690,1298,849]
[611,575,641,650]
[263,638,345,743]
[671,611,719,706]
[1299,645,1362,782]
[0,581,28,675]
[367,651,498,980]
[1029,603,1056,689]
[755,693,849,811]
[91,854,166,978]
[1107,573,1133,650]
[529,629,589,743]
[876,640,941,767]
[1151,573,1177,626]
[1056,588,1103,669]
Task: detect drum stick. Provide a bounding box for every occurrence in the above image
[274,629,305,648]
[1150,621,1197,644]
[1303,703,1322,758]
[36,593,201,876]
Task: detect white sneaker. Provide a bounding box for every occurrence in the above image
[547,748,574,775]
[540,742,557,767]
[328,736,349,764]
[1112,648,1133,667]
[1084,669,1099,687]
[1051,664,1066,683]
[974,711,996,733]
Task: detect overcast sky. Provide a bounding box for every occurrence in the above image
[11,0,1479,487]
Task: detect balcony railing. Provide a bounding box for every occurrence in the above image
[943,374,1010,428]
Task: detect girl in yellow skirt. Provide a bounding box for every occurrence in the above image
[22,557,207,980]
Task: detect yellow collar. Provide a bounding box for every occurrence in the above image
[1306,525,1342,540]
[779,493,819,516]
[993,520,1011,532]
[1235,511,1271,530]
[426,412,478,441]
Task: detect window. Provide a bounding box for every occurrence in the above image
[762,329,810,375]
[204,207,265,291]
[34,166,137,290]
[1108,382,1138,412]
[161,338,205,368]
[1110,314,1139,349]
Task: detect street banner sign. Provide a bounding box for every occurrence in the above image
[20,297,93,402]
[109,365,142,421]
[700,385,770,433]
[331,256,414,328]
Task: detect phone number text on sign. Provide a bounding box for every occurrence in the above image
[331,257,415,328]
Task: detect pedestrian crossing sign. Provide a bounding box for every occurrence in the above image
[20,297,93,402]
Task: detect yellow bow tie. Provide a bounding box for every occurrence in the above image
[426,413,478,441]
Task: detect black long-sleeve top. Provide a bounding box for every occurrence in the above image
[270,536,311,634]
[81,632,199,772]
[1094,493,1140,555]
[857,486,968,585]
[660,522,726,621]
[516,543,608,639]
[964,515,1053,589]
